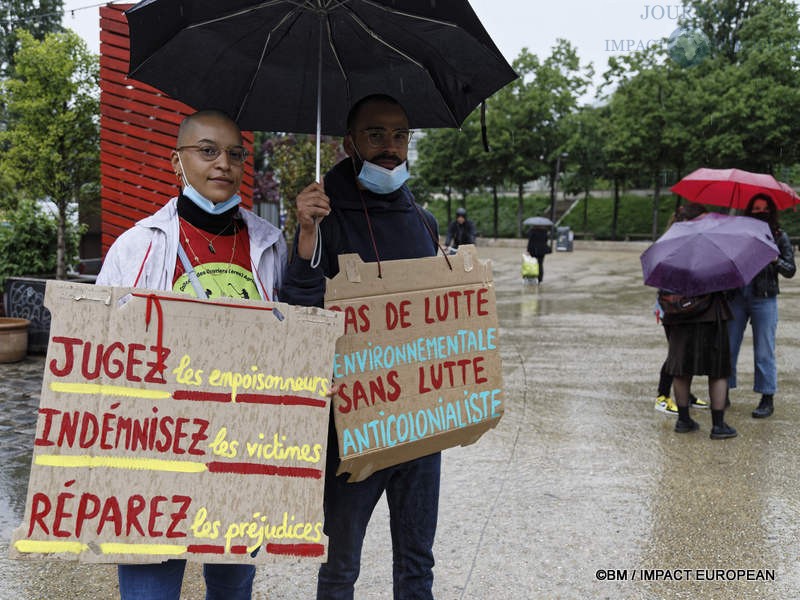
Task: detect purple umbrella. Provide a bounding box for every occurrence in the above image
[641,212,778,296]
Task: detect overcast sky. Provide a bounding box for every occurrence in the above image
[61,0,693,100]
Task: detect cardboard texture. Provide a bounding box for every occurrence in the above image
[10,281,342,564]
[324,245,504,482]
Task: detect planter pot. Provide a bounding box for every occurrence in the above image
[0,317,30,363]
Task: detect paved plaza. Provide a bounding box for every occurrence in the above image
[2,241,798,599]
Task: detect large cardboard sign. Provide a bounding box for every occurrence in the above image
[324,245,503,482]
[10,281,342,564]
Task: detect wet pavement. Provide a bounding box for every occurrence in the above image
[2,241,799,599]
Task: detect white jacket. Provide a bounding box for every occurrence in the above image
[97,198,287,301]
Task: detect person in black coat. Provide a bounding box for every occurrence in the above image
[727,193,796,418]
[662,203,737,439]
[444,206,476,250]
[526,226,550,283]
[281,94,441,600]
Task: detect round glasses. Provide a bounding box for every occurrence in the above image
[176,144,249,165]
[359,128,413,149]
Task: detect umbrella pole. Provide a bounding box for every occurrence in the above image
[315,18,323,183]
[310,18,323,269]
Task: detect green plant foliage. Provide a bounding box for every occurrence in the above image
[0,0,64,78]
[260,134,340,242]
[0,198,82,293]
[0,30,98,279]
[421,193,551,239]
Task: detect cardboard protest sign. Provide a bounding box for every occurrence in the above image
[324,245,503,482]
[10,281,342,564]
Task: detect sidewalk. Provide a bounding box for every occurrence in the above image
[2,243,798,599]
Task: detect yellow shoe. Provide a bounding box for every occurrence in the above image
[690,395,710,409]
[655,395,678,414]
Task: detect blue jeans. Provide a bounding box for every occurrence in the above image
[727,285,778,394]
[317,446,441,600]
[118,560,255,600]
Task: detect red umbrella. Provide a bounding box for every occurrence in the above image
[671,168,800,210]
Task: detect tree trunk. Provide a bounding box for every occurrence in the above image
[612,178,620,241]
[673,167,683,216]
[57,200,67,279]
[492,184,499,238]
[583,189,589,234]
[517,183,524,238]
[651,173,662,241]
[548,170,556,227]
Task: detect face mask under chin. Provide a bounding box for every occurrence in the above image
[351,149,409,195]
[177,154,241,215]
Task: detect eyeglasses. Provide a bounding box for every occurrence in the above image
[359,128,413,149]
[176,144,249,165]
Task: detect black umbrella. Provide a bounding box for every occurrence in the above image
[125,0,517,139]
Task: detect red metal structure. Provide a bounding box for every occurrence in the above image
[99,4,254,254]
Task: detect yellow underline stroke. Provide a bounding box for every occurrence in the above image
[35,454,207,473]
[100,543,187,555]
[13,540,188,556]
[50,382,171,399]
[14,540,88,554]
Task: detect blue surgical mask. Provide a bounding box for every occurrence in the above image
[177,155,242,215]
[356,159,410,195]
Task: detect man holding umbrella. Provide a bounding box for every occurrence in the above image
[123,2,517,596]
[282,94,441,599]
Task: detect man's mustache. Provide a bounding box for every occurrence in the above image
[371,153,402,167]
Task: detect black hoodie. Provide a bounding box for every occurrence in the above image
[281,158,439,308]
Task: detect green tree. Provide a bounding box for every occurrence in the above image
[414,121,483,223]
[562,105,608,233]
[490,42,592,236]
[682,0,800,170]
[0,30,98,279]
[0,0,63,78]
[684,0,754,62]
[415,44,590,239]
[601,47,699,239]
[414,128,456,211]
[262,134,339,246]
[413,128,455,219]
[0,198,80,291]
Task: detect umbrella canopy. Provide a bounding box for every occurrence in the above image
[671,168,800,210]
[641,212,778,296]
[523,216,554,227]
[125,0,518,135]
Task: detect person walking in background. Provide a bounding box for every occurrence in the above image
[444,206,476,251]
[526,226,550,283]
[660,203,736,439]
[727,193,796,418]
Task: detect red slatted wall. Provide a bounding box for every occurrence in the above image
[99,4,254,254]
